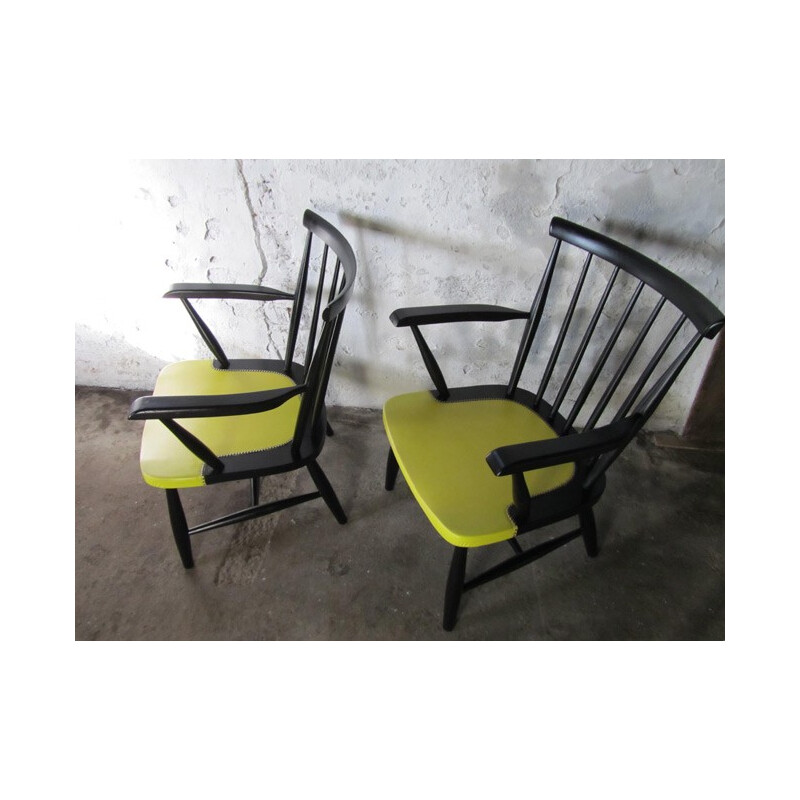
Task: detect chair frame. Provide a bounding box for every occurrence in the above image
[129,209,357,568]
[385,216,724,630]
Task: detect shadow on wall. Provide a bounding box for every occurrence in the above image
[600,218,725,268]
[341,212,458,249]
[342,209,724,272]
[338,211,527,406]
[340,211,542,267]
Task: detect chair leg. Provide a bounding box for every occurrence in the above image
[443,546,468,631]
[250,476,260,506]
[508,537,524,555]
[326,421,335,437]
[307,460,347,524]
[385,447,399,491]
[580,507,599,558]
[165,488,194,568]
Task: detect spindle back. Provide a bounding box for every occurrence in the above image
[285,209,357,453]
[508,217,724,459]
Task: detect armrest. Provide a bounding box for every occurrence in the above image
[486,419,634,476]
[128,384,306,421]
[164,283,294,302]
[390,304,529,327]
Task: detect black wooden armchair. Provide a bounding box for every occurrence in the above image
[129,209,357,568]
[383,216,724,630]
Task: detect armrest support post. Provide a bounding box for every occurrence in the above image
[391,303,529,400]
[181,298,229,369]
[511,473,531,521]
[161,419,225,473]
[129,384,307,474]
[410,325,450,400]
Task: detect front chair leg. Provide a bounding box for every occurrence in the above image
[165,488,194,568]
[307,460,347,524]
[443,546,468,631]
[580,507,599,558]
[385,447,399,491]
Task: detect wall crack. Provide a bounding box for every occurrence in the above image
[236,159,269,284]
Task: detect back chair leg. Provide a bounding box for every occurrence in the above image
[165,488,194,568]
[580,507,599,558]
[250,476,260,506]
[385,447,399,491]
[307,460,347,524]
[443,547,468,631]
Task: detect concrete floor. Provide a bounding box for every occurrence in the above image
[75,386,724,640]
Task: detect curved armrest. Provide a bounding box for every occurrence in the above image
[163,284,293,370]
[390,304,529,327]
[164,283,294,302]
[128,384,306,421]
[486,419,634,476]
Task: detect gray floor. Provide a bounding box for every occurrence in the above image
[75,386,724,640]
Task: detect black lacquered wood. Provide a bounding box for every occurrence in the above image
[536,252,592,407]
[385,215,724,630]
[303,209,356,321]
[165,283,294,302]
[579,507,599,557]
[549,266,619,423]
[462,527,583,592]
[132,210,358,568]
[411,325,450,400]
[304,243,329,378]
[292,213,357,451]
[180,298,230,370]
[129,384,306,420]
[583,335,706,489]
[508,538,524,555]
[487,418,633,477]
[507,238,561,397]
[634,330,705,421]
[385,447,400,491]
[285,229,313,373]
[550,217,724,337]
[391,304,529,327]
[584,295,666,430]
[328,258,342,304]
[160,418,225,473]
[563,279,644,431]
[188,491,322,535]
[613,313,686,423]
[295,319,340,456]
[511,473,531,520]
[307,460,347,524]
[443,547,468,631]
[166,489,194,568]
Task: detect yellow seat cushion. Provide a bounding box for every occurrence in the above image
[139,361,301,489]
[383,391,575,547]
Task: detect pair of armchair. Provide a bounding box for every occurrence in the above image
[129,209,724,631]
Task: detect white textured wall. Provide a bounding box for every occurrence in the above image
[76,159,724,431]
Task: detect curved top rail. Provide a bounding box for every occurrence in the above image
[303,209,357,320]
[549,217,724,338]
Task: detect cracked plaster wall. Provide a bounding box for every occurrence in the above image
[76,159,724,432]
